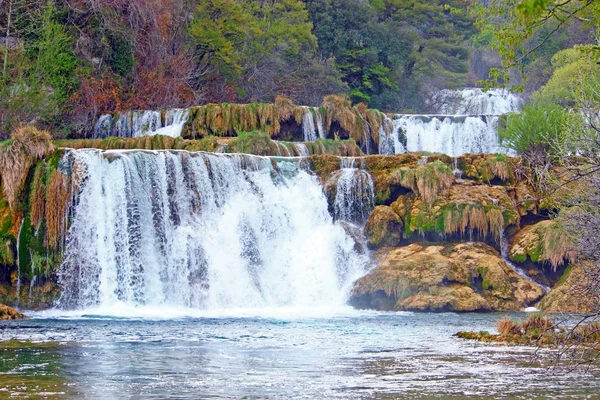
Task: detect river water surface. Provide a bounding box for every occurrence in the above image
[1,308,599,399]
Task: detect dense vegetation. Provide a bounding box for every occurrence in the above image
[0,0,529,139]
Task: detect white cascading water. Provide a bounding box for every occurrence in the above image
[94,109,190,138]
[435,88,524,115]
[500,230,550,293]
[57,150,368,311]
[315,110,326,139]
[302,110,318,142]
[154,109,190,138]
[379,88,523,156]
[390,115,502,156]
[333,158,375,225]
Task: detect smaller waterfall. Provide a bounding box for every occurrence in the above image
[333,158,375,225]
[94,114,113,138]
[500,230,550,293]
[389,115,501,157]
[94,109,190,138]
[433,88,524,115]
[452,158,463,179]
[316,111,326,139]
[154,109,190,138]
[273,141,292,157]
[132,111,162,137]
[293,143,310,157]
[302,111,318,142]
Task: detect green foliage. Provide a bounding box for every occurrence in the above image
[228,130,273,155]
[499,103,570,156]
[105,31,134,78]
[304,0,474,111]
[476,0,599,88]
[188,0,316,82]
[533,47,599,106]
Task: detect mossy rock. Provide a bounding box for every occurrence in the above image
[509,220,575,269]
[350,242,545,312]
[538,264,594,313]
[0,304,24,320]
[364,206,403,249]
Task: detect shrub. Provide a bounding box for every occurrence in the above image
[497,317,523,336]
[499,103,570,157]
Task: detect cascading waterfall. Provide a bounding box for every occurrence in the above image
[389,115,502,156]
[500,230,550,293]
[93,109,190,139]
[333,158,375,225]
[379,88,524,156]
[316,111,326,139]
[435,88,524,115]
[58,150,368,310]
[302,110,318,142]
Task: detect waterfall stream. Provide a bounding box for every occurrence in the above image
[379,88,524,156]
[57,150,369,311]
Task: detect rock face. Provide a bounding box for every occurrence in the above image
[364,206,403,248]
[0,304,24,320]
[538,265,594,313]
[350,242,545,312]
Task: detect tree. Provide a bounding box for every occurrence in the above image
[476,0,599,88]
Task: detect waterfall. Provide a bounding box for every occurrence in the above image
[293,143,310,157]
[93,109,190,138]
[433,88,524,115]
[315,110,326,139]
[57,150,368,310]
[154,109,190,138]
[302,110,318,142]
[377,88,524,156]
[333,158,375,225]
[500,230,550,293]
[389,115,503,157]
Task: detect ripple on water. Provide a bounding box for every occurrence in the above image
[0,310,599,399]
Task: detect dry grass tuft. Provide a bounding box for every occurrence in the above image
[46,169,71,249]
[497,318,523,336]
[0,126,54,211]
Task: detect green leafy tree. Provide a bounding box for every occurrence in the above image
[475,0,600,88]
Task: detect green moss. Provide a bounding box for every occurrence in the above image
[556,264,574,287]
[511,253,528,263]
[375,187,391,205]
[229,130,272,155]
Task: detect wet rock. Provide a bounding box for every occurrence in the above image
[538,264,594,313]
[350,242,545,312]
[0,304,25,320]
[364,206,402,249]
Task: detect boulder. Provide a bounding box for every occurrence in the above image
[364,206,402,248]
[538,264,594,313]
[350,242,545,312]
[0,304,24,320]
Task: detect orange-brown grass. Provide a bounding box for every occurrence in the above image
[400,161,455,206]
[442,205,505,241]
[497,318,523,336]
[46,169,71,249]
[0,126,54,211]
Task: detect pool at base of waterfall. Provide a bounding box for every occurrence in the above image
[1,309,600,399]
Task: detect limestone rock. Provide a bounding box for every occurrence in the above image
[538,265,594,313]
[350,242,545,312]
[0,304,24,320]
[364,206,402,248]
[509,220,575,269]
